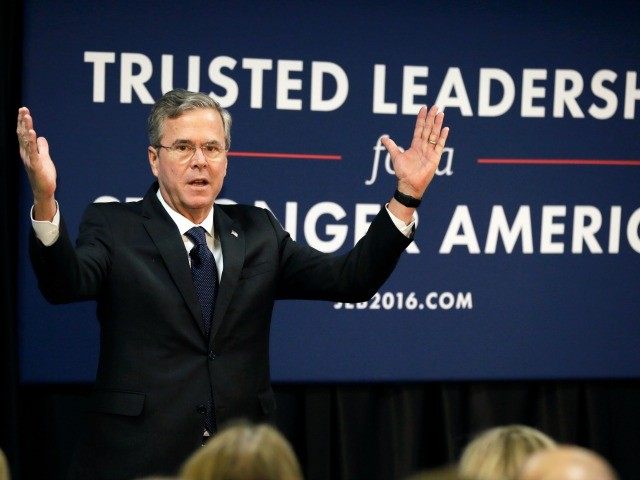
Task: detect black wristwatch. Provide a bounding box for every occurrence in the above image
[393,189,422,208]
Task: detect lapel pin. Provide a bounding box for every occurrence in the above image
[231,230,238,237]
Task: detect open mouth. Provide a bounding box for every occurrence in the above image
[189,179,209,187]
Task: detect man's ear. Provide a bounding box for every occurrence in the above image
[148,146,159,177]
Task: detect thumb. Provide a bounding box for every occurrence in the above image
[36,136,49,157]
[380,135,399,157]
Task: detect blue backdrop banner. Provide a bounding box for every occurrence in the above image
[19,0,640,382]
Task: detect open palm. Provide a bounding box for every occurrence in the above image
[17,107,57,203]
[381,105,449,199]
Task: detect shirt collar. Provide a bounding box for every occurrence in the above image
[156,189,214,237]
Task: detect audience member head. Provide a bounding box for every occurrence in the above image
[518,445,618,480]
[180,421,303,480]
[458,424,556,480]
[0,448,10,480]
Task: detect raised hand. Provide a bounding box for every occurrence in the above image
[381,105,450,202]
[17,107,58,220]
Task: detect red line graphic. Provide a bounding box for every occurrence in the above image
[228,151,342,161]
[478,158,640,166]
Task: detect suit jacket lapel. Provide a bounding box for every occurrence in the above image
[210,204,244,345]
[141,184,206,338]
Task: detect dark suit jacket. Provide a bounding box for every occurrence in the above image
[29,183,412,480]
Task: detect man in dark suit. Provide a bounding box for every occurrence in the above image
[17,89,450,479]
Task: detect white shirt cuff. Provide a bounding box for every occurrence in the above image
[31,201,60,246]
[385,203,416,238]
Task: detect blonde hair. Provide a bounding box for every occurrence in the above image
[180,422,303,480]
[0,449,10,480]
[519,445,618,480]
[458,425,556,480]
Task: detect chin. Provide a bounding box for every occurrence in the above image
[183,191,213,208]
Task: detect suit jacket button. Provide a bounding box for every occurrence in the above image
[196,404,207,415]
[208,351,216,360]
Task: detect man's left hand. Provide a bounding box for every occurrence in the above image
[382,105,450,200]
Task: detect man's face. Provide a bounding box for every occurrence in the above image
[148,108,227,224]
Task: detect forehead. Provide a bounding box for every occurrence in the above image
[161,108,225,142]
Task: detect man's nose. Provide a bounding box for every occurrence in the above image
[191,146,208,165]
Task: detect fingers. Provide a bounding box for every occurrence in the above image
[434,127,450,156]
[17,107,33,135]
[424,105,438,143]
[17,107,45,171]
[410,105,445,156]
[17,107,35,151]
[411,106,428,147]
[24,129,40,166]
[17,107,31,149]
[429,109,444,145]
[17,106,30,128]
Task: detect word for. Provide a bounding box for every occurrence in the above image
[365,136,454,186]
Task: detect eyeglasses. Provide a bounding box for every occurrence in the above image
[156,141,226,163]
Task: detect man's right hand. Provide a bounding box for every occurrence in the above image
[17,107,58,221]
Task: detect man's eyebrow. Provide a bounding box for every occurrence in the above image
[171,139,223,146]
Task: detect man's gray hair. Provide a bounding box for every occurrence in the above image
[147,89,232,149]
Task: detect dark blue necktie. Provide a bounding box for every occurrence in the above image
[185,226,218,434]
[186,226,218,336]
